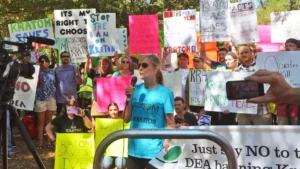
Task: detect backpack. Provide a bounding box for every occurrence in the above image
[22,114,37,139]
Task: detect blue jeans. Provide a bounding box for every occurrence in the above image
[6,110,13,153]
[102,156,126,169]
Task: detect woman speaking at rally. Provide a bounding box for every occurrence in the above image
[124,54,175,169]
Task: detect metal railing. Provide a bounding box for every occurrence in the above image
[93,129,238,169]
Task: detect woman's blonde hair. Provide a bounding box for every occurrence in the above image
[139,54,164,85]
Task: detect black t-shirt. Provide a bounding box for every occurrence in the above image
[175,112,198,126]
[51,115,88,133]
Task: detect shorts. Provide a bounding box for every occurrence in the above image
[35,97,57,113]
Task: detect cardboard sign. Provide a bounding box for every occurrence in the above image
[163,10,197,53]
[54,9,96,37]
[129,15,160,54]
[87,13,118,56]
[95,119,130,157]
[54,133,94,169]
[189,70,206,106]
[230,1,259,44]
[68,37,88,63]
[205,71,257,114]
[162,71,182,98]
[200,0,231,42]
[271,10,300,43]
[12,65,39,111]
[117,28,128,54]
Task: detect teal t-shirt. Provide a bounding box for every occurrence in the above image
[112,71,121,77]
[128,83,174,159]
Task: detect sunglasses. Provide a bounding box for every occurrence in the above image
[138,62,149,69]
[40,60,49,64]
[193,60,201,63]
[61,55,70,58]
[121,61,130,64]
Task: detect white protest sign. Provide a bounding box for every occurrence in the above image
[12,65,39,111]
[163,10,197,53]
[162,71,182,98]
[67,37,88,63]
[196,11,200,33]
[200,0,231,42]
[134,69,143,85]
[87,13,118,57]
[205,71,257,114]
[189,70,206,106]
[256,51,300,88]
[271,10,300,43]
[230,1,259,44]
[54,9,96,38]
[172,126,300,169]
[117,28,128,54]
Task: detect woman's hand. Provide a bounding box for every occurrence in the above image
[125,86,135,97]
[163,139,172,152]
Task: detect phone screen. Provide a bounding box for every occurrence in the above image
[226,81,264,100]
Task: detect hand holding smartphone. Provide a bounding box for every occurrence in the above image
[226,80,265,100]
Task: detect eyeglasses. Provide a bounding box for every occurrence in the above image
[121,61,130,64]
[138,62,149,69]
[61,55,70,58]
[40,60,49,64]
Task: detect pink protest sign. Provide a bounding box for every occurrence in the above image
[257,43,282,52]
[258,25,271,43]
[129,15,160,54]
[96,75,132,114]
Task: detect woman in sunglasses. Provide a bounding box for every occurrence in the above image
[35,55,56,149]
[124,55,175,169]
[112,56,132,77]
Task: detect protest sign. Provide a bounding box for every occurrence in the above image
[171,126,300,169]
[271,10,300,43]
[256,51,300,88]
[129,15,160,54]
[4,37,13,50]
[68,37,88,63]
[205,71,257,114]
[200,0,231,42]
[163,10,197,53]
[8,18,54,50]
[54,9,96,38]
[257,43,282,52]
[95,119,130,157]
[230,1,259,44]
[117,28,128,54]
[162,71,182,98]
[30,51,44,63]
[196,12,200,33]
[87,13,118,57]
[12,65,39,111]
[96,75,132,114]
[189,70,206,106]
[257,25,282,52]
[54,133,94,169]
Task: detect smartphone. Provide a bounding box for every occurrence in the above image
[67,107,79,114]
[226,81,264,100]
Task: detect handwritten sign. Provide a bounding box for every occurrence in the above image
[87,13,118,56]
[96,75,132,113]
[54,9,96,38]
[196,12,200,33]
[117,28,128,54]
[163,10,197,53]
[162,71,182,98]
[189,70,206,106]
[95,119,130,157]
[256,51,300,88]
[200,0,231,42]
[8,18,54,50]
[54,133,94,169]
[230,1,259,44]
[129,15,160,54]
[12,66,39,111]
[68,37,88,63]
[271,10,300,43]
[205,71,257,114]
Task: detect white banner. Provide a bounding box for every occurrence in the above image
[200,0,231,42]
[205,71,257,114]
[162,71,182,98]
[87,13,118,57]
[67,37,88,63]
[54,9,96,38]
[163,10,197,53]
[230,0,259,44]
[151,126,300,169]
[256,51,300,88]
[117,28,128,54]
[12,65,40,111]
[271,10,300,43]
[189,70,206,106]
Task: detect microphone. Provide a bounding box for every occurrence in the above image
[27,36,55,46]
[126,76,137,105]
